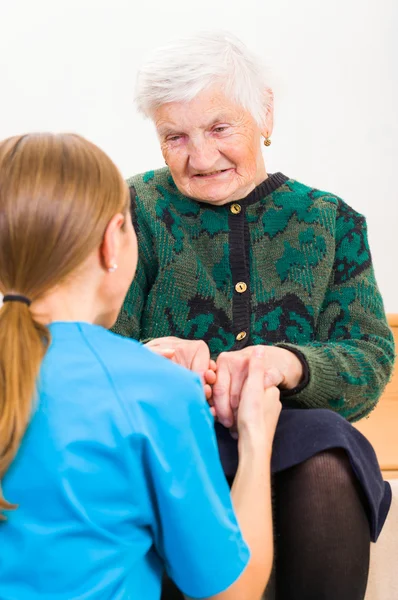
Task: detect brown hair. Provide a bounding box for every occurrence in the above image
[0,133,128,516]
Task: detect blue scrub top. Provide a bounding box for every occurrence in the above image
[0,322,249,600]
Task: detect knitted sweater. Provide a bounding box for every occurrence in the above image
[113,169,395,421]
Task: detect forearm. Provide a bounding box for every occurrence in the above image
[228,437,274,599]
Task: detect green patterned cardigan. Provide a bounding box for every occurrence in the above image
[113,169,395,422]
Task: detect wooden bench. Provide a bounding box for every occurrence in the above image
[354,315,398,479]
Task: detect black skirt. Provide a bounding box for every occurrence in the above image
[215,408,391,542]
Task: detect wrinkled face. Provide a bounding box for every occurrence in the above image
[154,87,271,205]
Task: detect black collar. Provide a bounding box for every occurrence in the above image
[229,172,289,207]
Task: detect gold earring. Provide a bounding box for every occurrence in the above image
[264,137,271,147]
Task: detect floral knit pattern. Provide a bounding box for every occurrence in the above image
[113,168,395,421]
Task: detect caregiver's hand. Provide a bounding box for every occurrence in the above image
[212,345,303,428]
[145,337,216,400]
[237,347,282,448]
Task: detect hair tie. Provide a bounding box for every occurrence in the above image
[2,294,32,307]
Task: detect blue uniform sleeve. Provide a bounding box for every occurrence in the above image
[136,368,250,599]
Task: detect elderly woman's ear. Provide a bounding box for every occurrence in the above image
[262,88,274,142]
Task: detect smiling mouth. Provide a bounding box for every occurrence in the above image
[194,169,232,178]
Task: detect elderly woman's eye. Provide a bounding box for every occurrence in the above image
[213,126,228,133]
[167,135,183,142]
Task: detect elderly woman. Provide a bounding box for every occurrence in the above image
[114,32,395,600]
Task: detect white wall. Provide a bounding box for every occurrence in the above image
[1,0,397,310]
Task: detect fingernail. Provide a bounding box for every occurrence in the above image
[254,346,265,358]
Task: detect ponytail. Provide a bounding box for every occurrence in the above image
[0,302,50,516]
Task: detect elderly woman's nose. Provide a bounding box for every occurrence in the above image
[188,138,219,171]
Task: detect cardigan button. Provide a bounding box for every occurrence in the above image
[235,281,247,293]
[230,203,241,214]
[236,331,247,341]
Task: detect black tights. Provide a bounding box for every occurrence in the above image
[161,449,371,600]
[272,449,370,599]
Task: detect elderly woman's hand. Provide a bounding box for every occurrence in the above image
[212,345,303,429]
[145,337,216,400]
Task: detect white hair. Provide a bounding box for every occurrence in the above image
[135,31,272,127]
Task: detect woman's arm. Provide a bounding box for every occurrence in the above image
[139,348,280,600]
[212,391,276,600]
[275,208,395,421]
[200,349,279,600]
[185,440,274,600]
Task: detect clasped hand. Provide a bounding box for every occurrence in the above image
[146,337,302,429]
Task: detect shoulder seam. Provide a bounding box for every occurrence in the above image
[76,325,138,433]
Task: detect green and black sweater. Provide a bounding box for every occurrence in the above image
[114,168,395,421]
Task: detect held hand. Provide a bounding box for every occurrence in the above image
[145,337,215,400]
[212,345,302,428]
[145,346,176,360]
[237,347,282,447]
